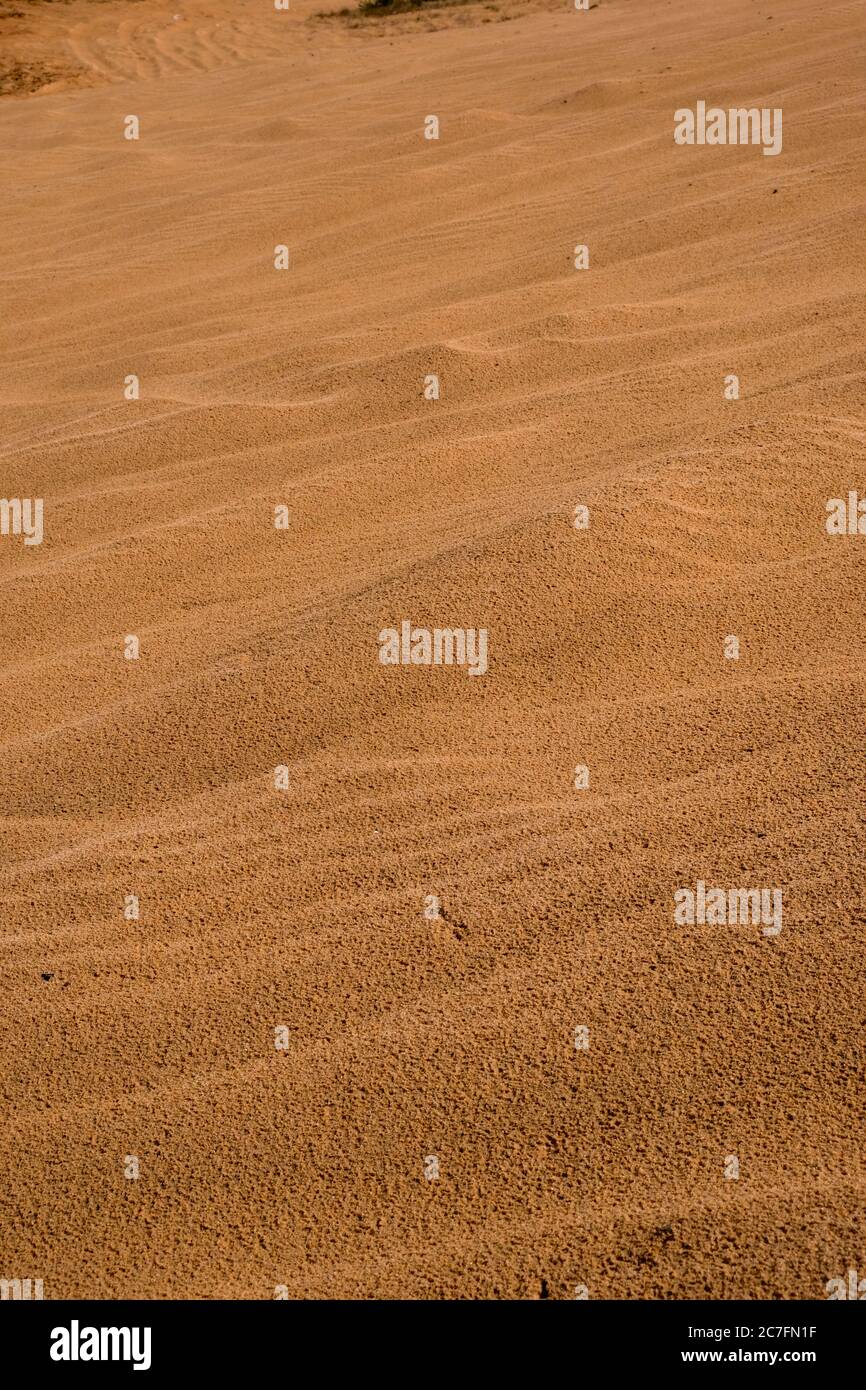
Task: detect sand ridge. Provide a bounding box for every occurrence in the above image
[0,0,864,1299]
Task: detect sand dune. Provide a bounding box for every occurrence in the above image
[0,0,864,1298]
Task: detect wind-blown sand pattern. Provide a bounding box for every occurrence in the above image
[0,0,864,1300]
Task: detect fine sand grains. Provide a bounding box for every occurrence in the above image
[0,0,864,1298]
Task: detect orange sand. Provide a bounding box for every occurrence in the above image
[0,0,863,1299]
